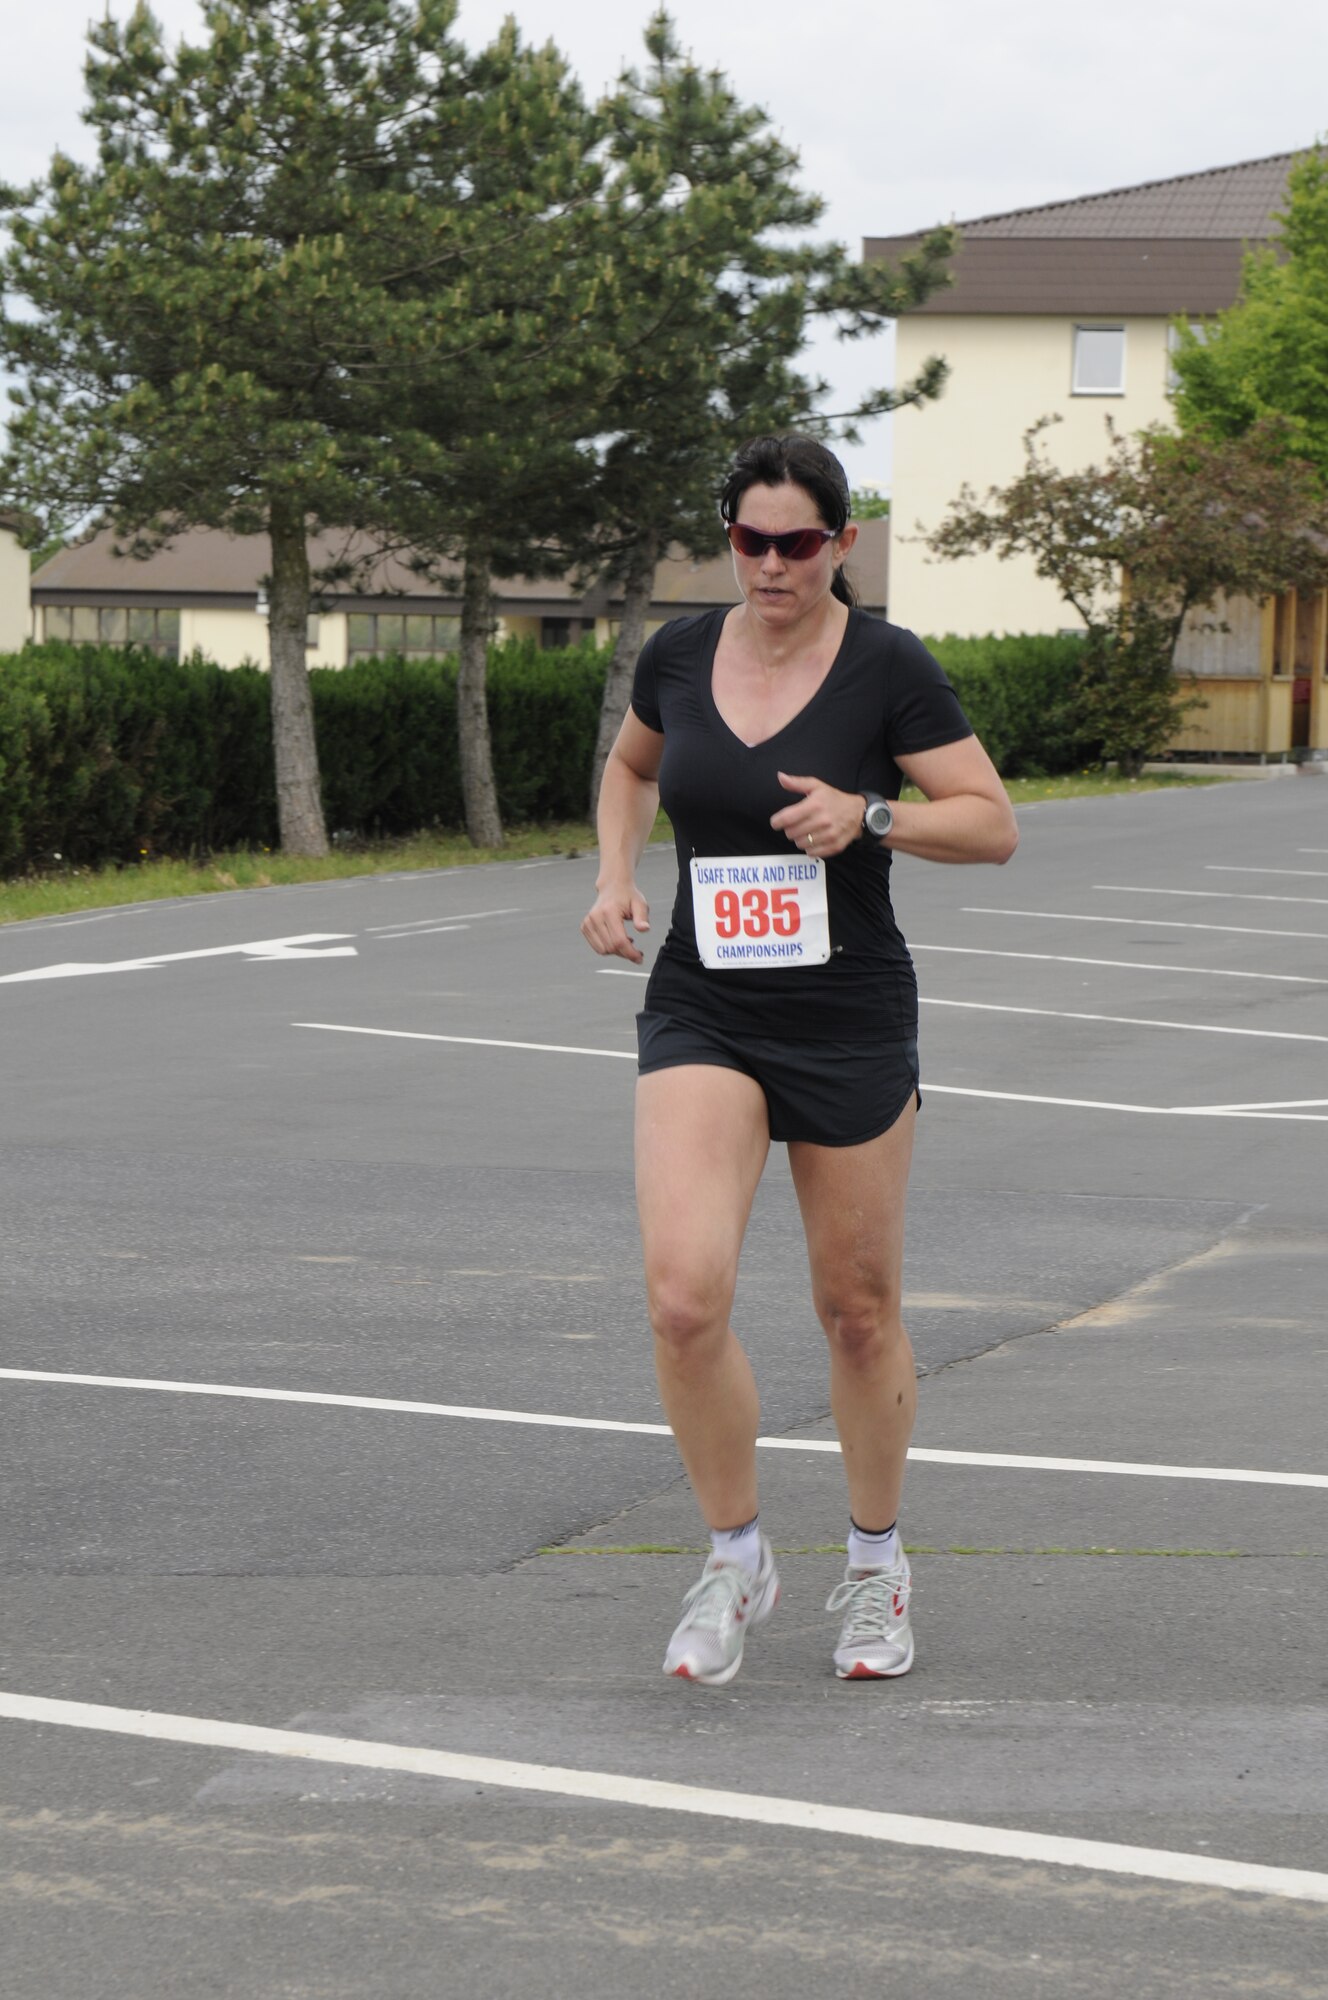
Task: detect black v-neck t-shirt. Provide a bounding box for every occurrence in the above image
[631,606,973,1042]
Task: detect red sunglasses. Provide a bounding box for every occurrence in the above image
[726,521,838,561]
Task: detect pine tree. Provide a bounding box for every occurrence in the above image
[384,23,613,849]
[579,10,954,806]
[0,0,574,854]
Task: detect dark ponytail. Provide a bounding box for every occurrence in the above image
[719,434,858,607]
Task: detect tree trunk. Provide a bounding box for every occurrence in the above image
[457,541,504,849]
[590,527,659,814]
[266,496,328,857]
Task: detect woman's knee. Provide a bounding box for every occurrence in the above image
[646,1272,732,1355]
[817,1294,903,1367]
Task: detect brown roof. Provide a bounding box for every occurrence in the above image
[35,527,471,604]
[866,151,1302,315]
[955,153,1296,240]
[865,236,1253,316]
[31,518,889,617]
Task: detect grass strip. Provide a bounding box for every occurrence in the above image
[1002,770,1231,804]
[0,771,1234,928]
[0,821,601,928]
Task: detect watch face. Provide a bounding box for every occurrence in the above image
[865,800,893,837]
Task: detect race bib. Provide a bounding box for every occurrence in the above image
[690,855,831,970]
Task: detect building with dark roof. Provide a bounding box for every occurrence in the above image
[867,152,1294,316]
[867,151,1327,756]
[18,519,888,668]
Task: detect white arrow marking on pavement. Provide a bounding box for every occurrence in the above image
[0,934,357,983]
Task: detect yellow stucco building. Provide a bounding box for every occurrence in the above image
[0,515,31,655]
[867,152,1328,759]
[13,520,889,665]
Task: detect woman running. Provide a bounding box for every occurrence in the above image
[581,434,1017,1686]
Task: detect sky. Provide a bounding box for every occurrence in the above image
[4,0,1324,491]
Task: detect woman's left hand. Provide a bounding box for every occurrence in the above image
[769,772,867,858]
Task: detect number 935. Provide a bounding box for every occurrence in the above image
[713,886,801,940]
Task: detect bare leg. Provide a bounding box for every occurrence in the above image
[787,1098,918,1529]
[635,1065,771,1530]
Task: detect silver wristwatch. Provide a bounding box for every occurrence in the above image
[861,792,894,841]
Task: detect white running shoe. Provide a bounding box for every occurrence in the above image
[826,1556,914,1679]
[663,1537,781,1687]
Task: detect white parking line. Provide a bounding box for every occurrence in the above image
[1209,865,1328,879]
[374,926,470,939]
[291,1024,1328,1121]
[597,948,1328,990]
[1097,885,1328,908]
[920,998,1328,1043]
[4,906,151,931]
[295,1023,636,1060]
[3,1368,1325,1488]
[1188,1097,1328,1113]
[365,909,520,931]
[912,944,1328,986]
[965,908,1328,941]
[2,1691,1324,1904]
[926,1085,1328,1123]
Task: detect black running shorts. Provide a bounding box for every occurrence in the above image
[636,1010,920,1148]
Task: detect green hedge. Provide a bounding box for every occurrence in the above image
[0,644,276,873]
[314,638,607,836]
[0,637,610,875]
[924,632,1100,777]
[0,627,1096,875]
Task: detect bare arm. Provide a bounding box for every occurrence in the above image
[580,710,665,964]
[888,734,1019,864]
[769,734,1017,865]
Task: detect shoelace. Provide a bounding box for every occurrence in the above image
[825,1569,911,1640]
[680,1560,749,1631]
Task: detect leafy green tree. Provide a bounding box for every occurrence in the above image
[926,415,1328,774]
[385,25,613,849]
[580,11,954,806]
[1172,146,1328,477]
[0,0,575,855]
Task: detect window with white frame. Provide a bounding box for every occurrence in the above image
[347,611,460,660]
[44,604,180,658]
[1072,325,1126,395]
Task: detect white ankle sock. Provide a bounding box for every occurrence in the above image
[710,1516,763,1574]
[847,1519,901,1570]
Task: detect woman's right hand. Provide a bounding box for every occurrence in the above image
[580,884,651,964]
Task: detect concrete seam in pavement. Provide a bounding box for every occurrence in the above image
[920,1203,1266,1379]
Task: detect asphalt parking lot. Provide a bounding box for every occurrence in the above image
[2,775,1326,1998]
